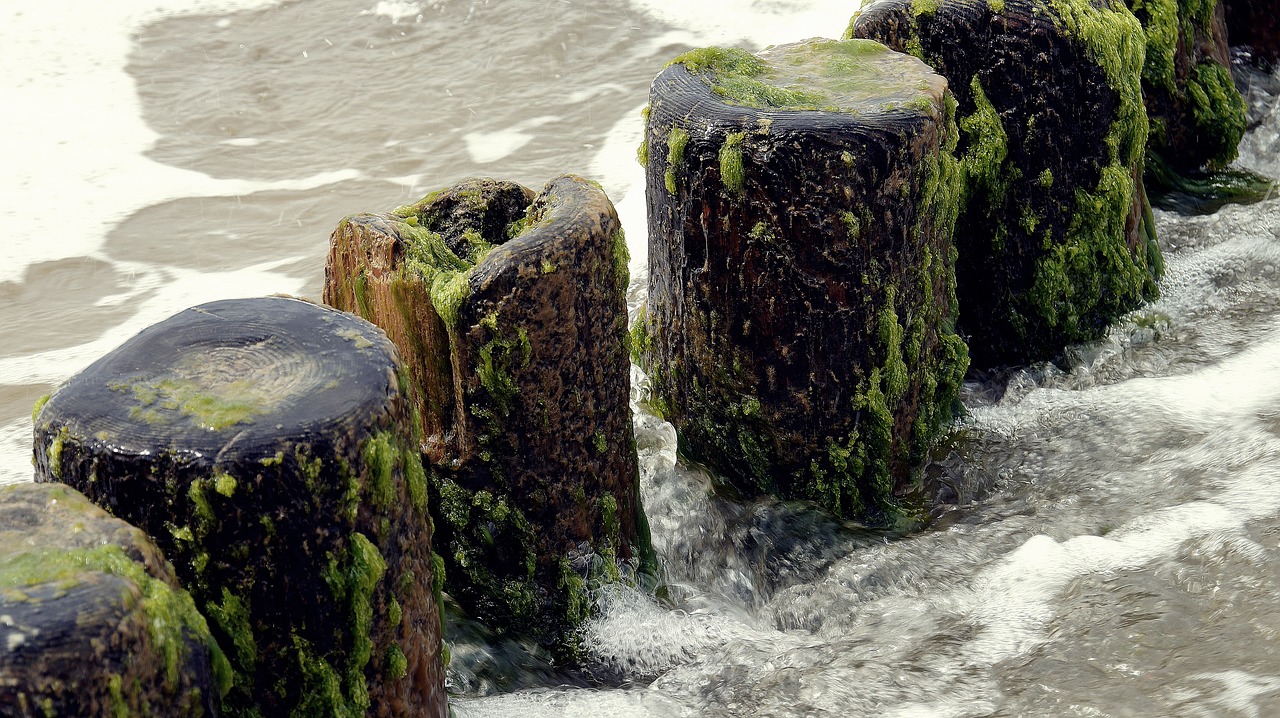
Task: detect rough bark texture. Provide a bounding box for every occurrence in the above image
[640,39,969,522]
[1126,0,1248,173]
[0,482,228,717]
[851,0,1163,369]
[1224,0,1280,67]
[31,297,447,718]
[324,176,650,657]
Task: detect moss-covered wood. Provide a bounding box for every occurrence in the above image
[640,39,969,522]
[850,0,1163,369]
[324,176,651,658]
[31,297,447,718]
[1126,0,1247,175]
[0,482,228,717]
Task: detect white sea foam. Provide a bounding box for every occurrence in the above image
[361,1,424,23]
[625,0,853,48]
[462,116,561,164]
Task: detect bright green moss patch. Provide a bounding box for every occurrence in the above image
[31,393,51,423]
[669,45,826,109]
[205,587,256,676]
[637,105,651,168]
[362,432,400,510]
[718,132,747,194]
[404,450,428,516]
[1186,61,1247,169]
[959,77,1011,211]
[664,126,690,194]
[213,472,237,498]
[672,40,940,114]
[384,644,407,680]
[47,425,69,479]
[912,0,939,15]
[477,317,532,419]
[877,288,909,402]
[629,306,652,365]
[1130,0,1178,92]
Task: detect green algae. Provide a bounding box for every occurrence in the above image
[362,432,400,510]
[110,375,269,431]
[31,393,51,423]
[718,132,747,194]
[205,588,256,677]
[628,306,652,365]
[384,644,407,680]
[213,472,237,498]
[1129,0,1179,92]
[664,126,690,194]
[958,77,1012,214]
[637,105,652,168]
[912,0,939,15]
[1186,61,1247,168]
[47,425,69,479]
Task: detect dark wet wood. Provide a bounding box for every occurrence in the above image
[1225,0,1280,67]
[32,297,447,718]
[324,176,649,656]
[0,483,224,717]
[641,39,968,521]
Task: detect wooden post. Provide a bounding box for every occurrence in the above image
[0,483,228,716]
[32,297,447,718]
[639,39,969,521]
[1126,0,1248,174]
[324,175,652,657]
[850,0,1163,368]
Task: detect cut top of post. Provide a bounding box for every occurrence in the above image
[667,38,948,116]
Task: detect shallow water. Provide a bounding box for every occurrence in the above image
[4,1,1280,716]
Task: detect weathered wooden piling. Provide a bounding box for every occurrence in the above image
[638,39,969,521]
[32,297,447,718]
[850,0,1163,367]
[1126,0,1248,174]
[0,482,228,717]
[324,175,651,657]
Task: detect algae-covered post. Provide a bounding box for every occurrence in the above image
[1124,0,1247,177]
[850,0,1162,368]
[324,175,652,657]
[31,297,448,718]
[639,39,969,522]
[0,483,228,716]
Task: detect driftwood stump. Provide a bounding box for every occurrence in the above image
[32,297,447,718]
[1126,0,1247,174]
[850,0,1163,368]
[0,483,228,717]
[639,39,969,521]
[324,176,651,656]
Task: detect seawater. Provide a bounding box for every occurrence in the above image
[3,1,1280,716]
